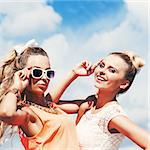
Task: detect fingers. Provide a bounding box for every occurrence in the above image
[80,60,92,70]
[84,61,95,75]
[12,68,30,92]
[86,62,92,71]
[48,102,58,108]
[91,62,99,70]
[87,101,95,108]
[73,60,98,76]
[19,68,30,80]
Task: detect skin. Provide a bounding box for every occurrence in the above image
[53,54,150,149]
[0,55,78,137]
[93,54,130,108]
[0,54,149,149]
[0,55,51,136]
[92,55,149,149]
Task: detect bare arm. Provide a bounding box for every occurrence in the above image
[0,92,43,137]
[50,70,78,103]
[50,61,97,103]
[52,94,96,114]
[0,92,29,125]
[0,69,39,127]
[109,116,150,149]
[76,100,95,124]
[0,69,31,125]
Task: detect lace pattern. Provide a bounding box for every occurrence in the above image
[77,102,127,150]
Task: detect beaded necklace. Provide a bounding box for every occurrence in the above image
[17,99,58,114]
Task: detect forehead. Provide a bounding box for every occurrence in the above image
[102,54,129,71]
[26,55,50,69]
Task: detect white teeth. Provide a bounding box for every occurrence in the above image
[97,76,105,81]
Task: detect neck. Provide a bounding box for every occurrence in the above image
[24,90,47,106]
[95,90,117,109]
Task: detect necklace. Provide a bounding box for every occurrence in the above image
[17,100,58,114]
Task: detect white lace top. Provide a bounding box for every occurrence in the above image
[76,102,126,150]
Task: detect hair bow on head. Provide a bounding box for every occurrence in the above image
[123,51,145,70]
[13,39,39,55]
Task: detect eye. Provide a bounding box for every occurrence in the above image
[99,62,105,68]
[109,68,116,73]
[33,69,42,77]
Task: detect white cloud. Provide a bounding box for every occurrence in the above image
[41,33,69,69]
[0,2,62,38]
[85,14,147,55]
[125,0,148,31]
[81,0,148,134]
[0,1,148,149]
[0,38,14,58]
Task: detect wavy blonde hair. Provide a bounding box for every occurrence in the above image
[0,46,49,143]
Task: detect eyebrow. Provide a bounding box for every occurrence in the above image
[100,60,119,73]
[32,66,51,70]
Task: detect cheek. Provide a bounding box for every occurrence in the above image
[94,66,100,73]
[107,77,123,89]
[94,67,99,77]
[31,79,39,86]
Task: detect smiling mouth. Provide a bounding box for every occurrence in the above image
[96,75,107,82]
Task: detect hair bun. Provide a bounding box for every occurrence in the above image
[123,51,145,70]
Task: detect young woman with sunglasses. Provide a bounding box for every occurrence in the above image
[52,51,150,150]
[0,40,85,149]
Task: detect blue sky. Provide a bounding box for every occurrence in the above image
[48,0,125,27]
[0,0,148,149]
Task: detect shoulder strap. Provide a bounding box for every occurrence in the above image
[85,94,97,106]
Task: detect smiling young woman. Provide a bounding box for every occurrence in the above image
[52,51,150,150]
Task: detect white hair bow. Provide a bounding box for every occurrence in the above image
[13,39,39,54]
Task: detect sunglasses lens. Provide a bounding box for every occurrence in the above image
[47,70,55,78]
[32,69,43,78]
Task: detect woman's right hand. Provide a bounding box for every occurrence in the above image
[10,68,30,92]
[72,61,97,77]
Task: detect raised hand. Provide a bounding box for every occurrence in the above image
[72,61,97,76]
[10,68,30,92]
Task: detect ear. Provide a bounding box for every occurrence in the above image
[120,80,130,90]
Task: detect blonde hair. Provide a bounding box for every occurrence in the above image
[0,46,49,143]
[0,50,18,102]
[0,50,18,144]
[123,51,145,70]
[110,51,145,94]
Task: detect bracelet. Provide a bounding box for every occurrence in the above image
[6,88,21,102]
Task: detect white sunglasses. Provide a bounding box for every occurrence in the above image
[31,67,55,79]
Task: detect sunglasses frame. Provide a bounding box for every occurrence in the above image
[30,67,55,80]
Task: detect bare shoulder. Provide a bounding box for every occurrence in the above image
[109,115,133,129]
[109,115,148,136]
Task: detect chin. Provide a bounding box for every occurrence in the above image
[94,83,108,92]
[35,88,46,95]
[94,82,103,89]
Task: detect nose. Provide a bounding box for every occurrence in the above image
[99,71,105,75]
[96,66,106,75]
[41,72,49,81]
